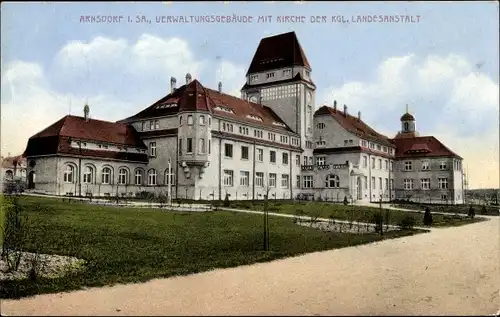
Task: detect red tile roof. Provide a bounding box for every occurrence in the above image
[246,32,311,75]
[315,105,393,147]
[24,116,147,162]
[391,136,461,159]
[122,79,295,133]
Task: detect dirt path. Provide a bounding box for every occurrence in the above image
[2,216,499,316]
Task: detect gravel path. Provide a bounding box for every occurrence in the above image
[2,214,498,316]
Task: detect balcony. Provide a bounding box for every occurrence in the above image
[300,163,349,172]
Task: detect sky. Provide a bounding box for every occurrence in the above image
[1,1,499,189]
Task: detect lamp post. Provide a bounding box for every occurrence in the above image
[167,158,172,206]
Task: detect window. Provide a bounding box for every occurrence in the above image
[421,178,430,190]
[361,140,367,147]
[369,143,374,149]
[270,151,276,163]
[208,139,211,154]
[441,194,448,201]
[376,145,381,151]
[250,74,258,82]
[208,117,211,125]
[187,115,193,125]
[296,175,301,188]
[83,166,93,184]
[150,121,154,130]
[296,155,300,166]
[282,152,288,165]
[281,174,289,188]
[178,139,182,155]
[303,156,308,165]
[241,146,249,160]
[390,161,394,171]
[240,171,250,186]
[404,161,412,171]
[404,178,414,190]
[439,162,447,170]
[303,175,313,188]
[199,139,205,154]
[102,167,112,184]
[187,138,193,154]
[316,157,325,165]
[379,177,382,191]
[135,169,143,185]
[257,149,263,162]
[385,160,389,170]
[390,179,394,190]
[179,116,182,125]
[165,167,175,186]
[422,161,430,170]
[269,173,277,187]
[364,176,368,189]
[309,157,313,165]
[371,157,376,169]
[149,142,157,157]
[438,178,448,189]
[363,156,367,168]
[349,140,354,145]
[283,69,291,76]
[224,170,234,186]
[224,144,233,158]
[118,168,128,185]
[255,172,264,187]
[148,169,157,185]
[317,123,326,129]
[383,146,388,152]
[371,177,376,189]
[305,70,310,78]
[155,120,160,129]
[378,159,382,169]
[64,165,75,183]
[142,122,146,131]
[199,115,205,125]
[325,174,340,188]
[385,178,389,190]
[266,72,275,79]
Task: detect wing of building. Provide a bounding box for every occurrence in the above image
[21,31,465,204]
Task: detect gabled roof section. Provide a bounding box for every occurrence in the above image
[315,105,393,147]
[392,136,462,159]
[246,31,311,75]
[205,88,295,133]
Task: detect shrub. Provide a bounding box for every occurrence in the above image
[481,205,487,215]
[223,193,230,207]
[423,207,433,226]
[371,213,384,233]
[399,215,415,230]
[343,196,349,205]
[468,205,475,219]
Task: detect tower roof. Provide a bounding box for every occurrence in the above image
[246,31,311,75]
[400,112,415,121]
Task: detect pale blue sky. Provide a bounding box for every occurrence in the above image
[1,2,499,188]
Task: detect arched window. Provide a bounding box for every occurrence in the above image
[5,170,13,180]
[325,174,340,188]
[135,169,144,185]
[164,167,175,186]
[118,168,129,185]
[102,167,112,184]
[403,122,409,132]
[83,166,94,184]
[64,165,75,183]
[148,169,157,185]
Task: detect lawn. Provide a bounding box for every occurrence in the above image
[390,203,499,216]
[227,201,485,228]
[0,196,425,299]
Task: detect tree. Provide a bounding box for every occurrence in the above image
[343,196,349,205]
[1,196,29,271]
[423,207,433,226]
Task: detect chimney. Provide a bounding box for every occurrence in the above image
[333,100,337,111]
[343,104,347,116]
[170,77,177,93]
[358,111,361,120]
[185,73,192,85]
[218,81,222,93]
[83,104,90,122]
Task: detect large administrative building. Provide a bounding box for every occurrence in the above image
[21,31,465,204]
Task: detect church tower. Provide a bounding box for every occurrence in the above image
[240,32,316,150]
[395,105,419,139]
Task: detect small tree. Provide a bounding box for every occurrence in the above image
[468,205,475,219]
[343,196,349,205]
[423,207,433,226]
[1,196,29,271]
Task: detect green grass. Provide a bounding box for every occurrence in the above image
[0,196,425,299]
[390,203,499,216]
[228,201,486,228]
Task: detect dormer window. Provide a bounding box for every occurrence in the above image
[246,114,263,122]
[250,74,258,82]
[214,105,235,114]
[305,70,310,78]
[272,122,286,127]
[266,72,275,79]
[282,69,292,77]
